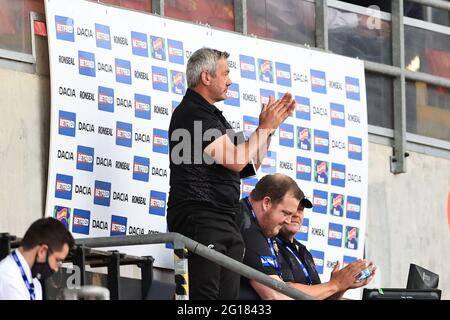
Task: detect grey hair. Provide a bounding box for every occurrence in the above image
[186,48,230,88]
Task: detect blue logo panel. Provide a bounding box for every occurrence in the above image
[78,51,96,77]
[76,145,94,172]
[153,128,169,154]
[331,163,346,187]
[314,129,329,154]
[241,177,257,198]
[72,209,90,235]
[258,59,273,83]
[58,111,76,137]
[172,100,180,112]
[55,174,73,200]
[330,103,345,127]
[330,193,345,217]
[171,70,186,95]
[345,226,359,250]
[312,189,328,214]
[310,69,326,94]
[116,121,133,148]
[149,190,166,216]
[348,136,362,161]
[296,156,311,181]
[239,54,256,80]
[260,88,275,107]
[314,160,329,184]
[151,36,166,60]
[133,156,150,182]
[94,180,111,207]
[152,66,168,92]
[115,58,132,84]
[297,126,311,151]
[55,15,74,42]
[131,31,148,57]
[328,223,343,247]
[243,115,259,140]
[295,217,309,242]
[261,150,276,174]
[98,86,114,113]
[275,62,291,87]
[295,96,311,120]
[224,83,240,106]
[111,215,127,236]
[279,123,294,148]
[134,94,151,120]
[310,250,324,274]
[95,23,111,49]
[346,196,361,220]
[345,76,360,101]
[53,206,71,229]
[168,39,184,64]
[343,255,357,266]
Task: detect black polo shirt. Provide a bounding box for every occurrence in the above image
[276,234,321,285]
[167,89,241,229]
[237,199,285,300]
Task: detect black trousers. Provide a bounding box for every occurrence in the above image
[168,210,245,300]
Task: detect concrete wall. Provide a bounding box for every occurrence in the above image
[0,67,449,298]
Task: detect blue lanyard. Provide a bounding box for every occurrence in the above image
[276,237,312,285]
[11,250,36,300]
[244,197,282,276]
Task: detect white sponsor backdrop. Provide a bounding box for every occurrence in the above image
[45,0,368,298]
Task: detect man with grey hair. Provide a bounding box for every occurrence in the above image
[167,47,295,299]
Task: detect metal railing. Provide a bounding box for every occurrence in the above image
[76,232,314,300]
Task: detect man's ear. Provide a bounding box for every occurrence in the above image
[262,196,272,212]
[200,70,211,86]
[36,244,49,261]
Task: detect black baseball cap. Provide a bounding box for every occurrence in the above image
[300,196,313,209]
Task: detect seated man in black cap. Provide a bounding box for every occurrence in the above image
[276,196,376,299]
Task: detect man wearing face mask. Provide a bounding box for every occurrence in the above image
[0,217,74,300]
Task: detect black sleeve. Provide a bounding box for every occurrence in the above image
[242,228,279,276]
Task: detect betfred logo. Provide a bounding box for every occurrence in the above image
[314,129,329,154]
[295,217,309,242]
[261,150,276,174]
[224,83,240,107]
[260,88,275,106]
[152,66,168,92]
[310,69,327,94]
[296,156,311,181]
[343,255,357,267]
[330,103,345,127]
[275,62,291,87]
[115,58,132,84]
[330,193,345,217]
[134,93,151,120]
[95,23,111,49]
[167,39,184,64]
[153,128,169,154]
[149,190,166,216]
[53,206,71,230]
[116,121,132,148]
[55,15,74,42]
[241,177,257,198]
[243,115,258,140]
[111,215,127,236]
[94,180,111,207]
[172,100,180,112]
[58,111,76,137]
[239,54,256,80]
[295,96,311,120]
[78,51,96,77]
[258,59,273,83]
[328,223,343,247]
[345,76,360,101]
[346,196,361,220]
[310,250,324,274]
[76,145,94,172]
[297,127,311,151]
[331,163,346,187]
[131,31,148,57]
[348,136,362,161]
[312,189,328,214]
[133,156,150,182]
[170,70,186,95]
[151,36,166,60]
[55,174,73,200]
[345,226,359,250]
[72,209,90,235]
[98,86,114,113]
[314,160,329,185]
[279,123,294,148]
